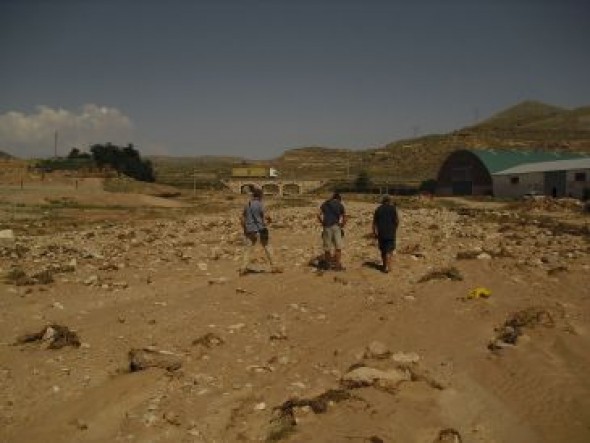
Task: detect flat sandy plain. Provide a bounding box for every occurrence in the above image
[0,178,589,443]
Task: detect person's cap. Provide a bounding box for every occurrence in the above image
[381,194,392,204]
[332,192,342,200]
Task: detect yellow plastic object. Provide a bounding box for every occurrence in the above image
[468,287,492,299]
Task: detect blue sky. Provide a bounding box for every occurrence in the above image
[1,0,589,159]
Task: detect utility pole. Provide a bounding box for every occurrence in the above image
[346,152,350,180]
[193,158,198,196]
[54,130,58,158]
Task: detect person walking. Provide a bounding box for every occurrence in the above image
[239,188,281,275]
[317,192,347,271]
[372,195,399,273]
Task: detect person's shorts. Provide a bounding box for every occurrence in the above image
[322,225,343,251]
[378,238,396,254]
[244,230,269,247]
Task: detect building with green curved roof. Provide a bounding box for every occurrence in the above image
[436,149,588,196]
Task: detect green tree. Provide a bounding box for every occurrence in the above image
[67,147,91,159]
[90,143,154,182]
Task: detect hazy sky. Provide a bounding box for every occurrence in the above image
[1,0,589,159]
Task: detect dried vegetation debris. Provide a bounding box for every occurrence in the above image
[267,389,365,442]
[434,428,463,443]
[16,324,81,349]
[488,306,557,351]
[266,341,443,442]
[192,332,225,348]
[418,266,463,283]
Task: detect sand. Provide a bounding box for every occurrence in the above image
[0,183,589,443]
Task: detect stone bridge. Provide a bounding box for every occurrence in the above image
[222,179,324,196]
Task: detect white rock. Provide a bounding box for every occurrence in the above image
[365,341,390,359]
[0,229,15,240]
[254,402,266,411]
[341,366,409,388]
[391,352,420,364]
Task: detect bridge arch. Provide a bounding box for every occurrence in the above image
[240,184,256,194]
[282,183,301,195]
[262,183,280,195]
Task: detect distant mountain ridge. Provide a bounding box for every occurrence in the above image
[273,100,590,183]
[146,100,590,185]
[475,100,565,129]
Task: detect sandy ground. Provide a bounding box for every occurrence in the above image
[0,183,589,443]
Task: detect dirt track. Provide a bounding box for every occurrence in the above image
[1,186,589,443]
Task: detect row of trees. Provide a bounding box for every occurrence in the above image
[67,143,155,182]
[334,171,436,194]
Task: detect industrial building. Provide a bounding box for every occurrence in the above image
[436,149,589,197]
[492,158,590,199]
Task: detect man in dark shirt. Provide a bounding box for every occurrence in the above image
[317,192,347,270]
[372,195,399,273]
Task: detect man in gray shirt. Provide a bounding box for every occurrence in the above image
[239,188,281,275]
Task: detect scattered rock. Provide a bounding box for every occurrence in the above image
[364,341,391,359]
[340,366,409,390]
[456,250,481,260]
[418,267,463,283]
[434,428,462,443]
[0,229,15,245]
[390,351,421,364]
[128,348,182,372]
[254,402,267,411]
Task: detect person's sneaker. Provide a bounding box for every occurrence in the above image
[317,260,330,271]
[271,266,284,274]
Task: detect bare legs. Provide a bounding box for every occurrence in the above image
[323,249,343,270]
[381,251,392,273]
[241,233,276,274]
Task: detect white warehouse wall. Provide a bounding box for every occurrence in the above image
[493,172,544,198]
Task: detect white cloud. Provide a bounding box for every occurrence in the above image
[0,104,134,158]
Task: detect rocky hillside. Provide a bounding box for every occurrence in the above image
[150,101,590,186]
[275,101,590,183]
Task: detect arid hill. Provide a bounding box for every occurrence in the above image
[151,100,590,187]
[326,101,590,183]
